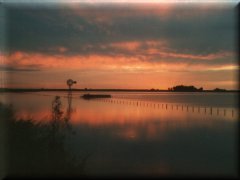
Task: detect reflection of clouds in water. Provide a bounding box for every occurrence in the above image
[9,93,237,131]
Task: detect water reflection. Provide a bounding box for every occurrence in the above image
[51,96,63,122]
[66,89,73,121]
[1,92,238,177]
[96,98,238,118]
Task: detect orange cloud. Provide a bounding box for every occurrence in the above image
[110,41,141,51]
[7,50,235,72]
[109,40,168,52]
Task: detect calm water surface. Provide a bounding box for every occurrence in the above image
[1,92,239,177]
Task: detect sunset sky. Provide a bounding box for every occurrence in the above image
[1,1,239,90]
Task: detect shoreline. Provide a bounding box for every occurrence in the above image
[0,88,239,93]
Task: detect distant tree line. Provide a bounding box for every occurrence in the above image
[213,88,227,92]
[167,85,229,92]
[168,85,203,92]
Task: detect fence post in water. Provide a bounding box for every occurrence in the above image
[198,107,200,113]
[166,104,168,109]
[192,106,194,112]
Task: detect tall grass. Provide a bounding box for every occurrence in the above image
[0,102,86,178]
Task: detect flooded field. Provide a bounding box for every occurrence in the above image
[0,91,238,177]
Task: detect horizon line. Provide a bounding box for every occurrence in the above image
[0,87,239,91]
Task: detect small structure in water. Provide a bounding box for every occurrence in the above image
[81,94,111,100]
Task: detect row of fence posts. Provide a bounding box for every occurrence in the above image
[93,98,237,118]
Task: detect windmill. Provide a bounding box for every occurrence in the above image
[67,79,77,91]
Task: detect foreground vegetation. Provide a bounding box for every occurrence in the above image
[0,102,86,178]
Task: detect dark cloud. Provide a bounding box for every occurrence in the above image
[6,4,236,61]
[108,6,236,55]
[0,65,41,72]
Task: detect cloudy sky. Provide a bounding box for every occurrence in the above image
[1,2,239,89]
